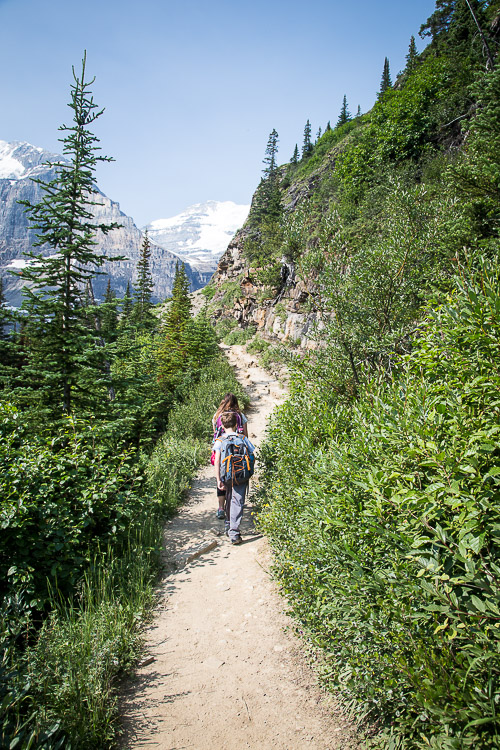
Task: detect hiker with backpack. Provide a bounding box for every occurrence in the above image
[212,394,248,520]
[213,411,255,545]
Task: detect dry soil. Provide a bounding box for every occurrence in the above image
[120,344,361,750]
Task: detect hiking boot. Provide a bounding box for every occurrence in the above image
[231,536,242,545]
[216,509,225,520]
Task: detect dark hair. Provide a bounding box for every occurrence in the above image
[220,411,237,429]
[215,393,241,421]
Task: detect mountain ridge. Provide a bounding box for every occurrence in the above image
[0,140,245,306]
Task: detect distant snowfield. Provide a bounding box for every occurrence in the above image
[146,200,250,269]
[0,141,26,179]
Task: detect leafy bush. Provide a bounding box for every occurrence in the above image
[223,325,256,346]
[259,258,500,748]
[201,284,216,300]
[247,336,271,355]
[0,408,146,614]
[215,317,238,340]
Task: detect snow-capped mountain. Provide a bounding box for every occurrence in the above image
[145,201,249,273]
[0,140,210,306]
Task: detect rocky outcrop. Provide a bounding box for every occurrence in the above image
[211,230,321,349]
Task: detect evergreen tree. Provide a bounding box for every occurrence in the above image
[405,35,419,72]
[100,278,119,340]
[260,129,281,221]
[302,119,313,159]
[132,230,155,326]
[156,262,192,393]
[325,121,332,132]
[454,59,500,224]
[356,105,362,118]
[419,0,455,44]
[419,0,492,65]
[263,128,279,179]
[121,281,134,321]
[17,53,119,415]
[336,95,352,126]
[378,57,392,99]
[316,126,322,142]
[290,144,299,164]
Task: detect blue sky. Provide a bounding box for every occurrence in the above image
[0,0,436,227]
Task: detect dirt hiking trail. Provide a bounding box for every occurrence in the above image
[120,344,360,750]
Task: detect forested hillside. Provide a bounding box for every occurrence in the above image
[207,1,500,747]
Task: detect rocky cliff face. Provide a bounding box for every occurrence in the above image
[210,227,321,348]
[0,140,203,306]
[207,150,338,349]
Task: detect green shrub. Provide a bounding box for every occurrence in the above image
[0,409,146,614]
[247,337,270,355]
[259,258,500,748]
[201,284,216,300]
[215,317,237,340]
[223,326,256,346]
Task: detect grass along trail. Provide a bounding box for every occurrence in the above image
[120,343,359,750]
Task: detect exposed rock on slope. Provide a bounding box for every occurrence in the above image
[207,153,342,347]
[211,230,320,348]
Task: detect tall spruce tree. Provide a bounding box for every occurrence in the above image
[290,144,299,164]
[121,281,134,322]
[18,52,119,415]
[302,119,313,159]
[405,35,419,72]
[263,128,279,178]
[316,126,322,142]
[259,129,281,221]
[378,57,392,99]
[325,121,332,132]
[156,262,192,393]
[336,95,352,126]
[132,230,155,326]
[100,278,119,340]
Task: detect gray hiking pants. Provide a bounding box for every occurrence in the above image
[224,481,247,541]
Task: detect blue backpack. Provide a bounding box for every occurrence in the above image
[220,434,255,485]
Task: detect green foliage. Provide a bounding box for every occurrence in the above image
[246,336,270,355]
[336,95,351,127]
[156,266,217,397]
[0,405,146,613]
[1,350,242,748]
[293,118,360,180]
[219,279,243,307]
[452,59,500,236]
[201,283,216,300]
[258,258,500,748]
[302,119,313,159]
[131,230,155,327]
[378,56,392,98]
[223,325,256,346]
[17,53,120,416]
[215,316,238,340]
